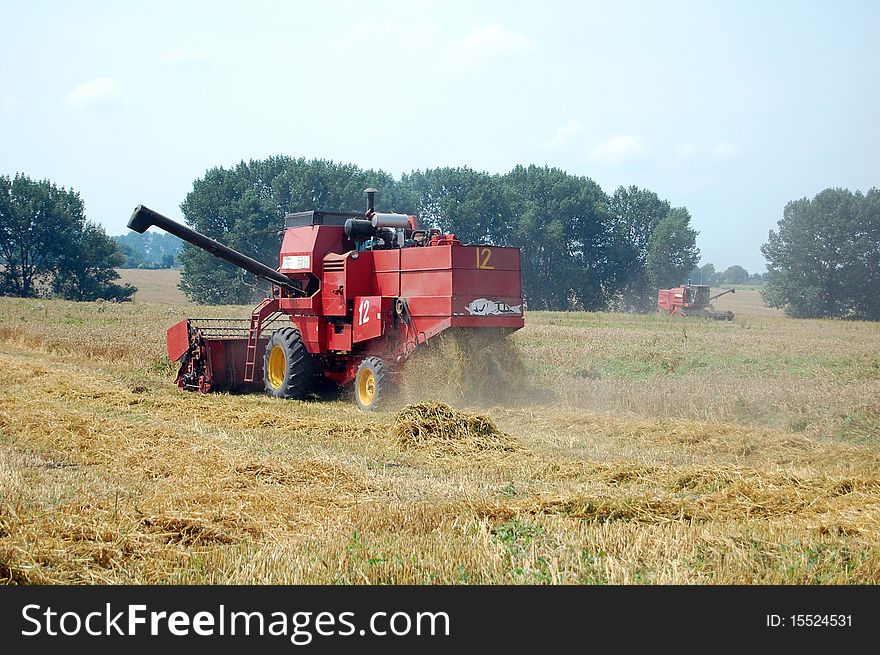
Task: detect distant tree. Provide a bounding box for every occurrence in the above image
[694,263,717,285]
[160,253,175,269]
[645,207,700,290]
[115,241,146,268]
[691,264,705,283]
[761,187,880,320]
[0,173,135,301]
[500,165,614,310]
[114,231,182,268]
[687,263,712,285]
[720,264,749,285]
[52,222,136,301]
[401,167,513,246]
[113,233,146,268]
[608,186,672,311]
[0,174,80,296]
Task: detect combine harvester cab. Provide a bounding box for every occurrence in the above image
[657,284,735,320]
[129,189,524,410]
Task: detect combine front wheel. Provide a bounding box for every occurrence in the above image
[354,357,392,411]
[263,327,312,400]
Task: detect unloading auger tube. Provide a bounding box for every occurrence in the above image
[127,205,303,295]
[710,288,736,301]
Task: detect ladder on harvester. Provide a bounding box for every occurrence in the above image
[244,297,280,383]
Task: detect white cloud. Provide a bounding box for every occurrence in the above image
[590,135,644,162]
[712,141,739,158]
[65,77,125,110]
[449,23,537,66]
[539,120,584,150]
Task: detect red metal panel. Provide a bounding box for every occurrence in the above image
[291,315,321,353]
[352,295,383,343]
[279,225,347,274]
[410,316,451,343]
[280,296,317,314]
[406,296,452,317]
[322,251,378,316]
[370,250,400,296]
[204,338,267,391]
[401,270,453,296]
[400,245,452,271]
[343,253,377,299]
[372,249,401,272]
[205,340,225,389]
[450,315,524,329]
[321,269,347,315]
[373,271,399,297]
[327,324,353,351]
[658,288,685,314]
[279,225,349,314]
[166,320,191,361]
[453,268,522,297]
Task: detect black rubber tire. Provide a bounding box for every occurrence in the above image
[263,327,313,400]
[354,356,392,411]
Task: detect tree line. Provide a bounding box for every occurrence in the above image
[688,263,765,286]
[3,165,876,321]
[0,173,135,301]
[113,231,182,269]
[179,157,700,310]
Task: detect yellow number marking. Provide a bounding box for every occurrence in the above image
[476,247,495,270]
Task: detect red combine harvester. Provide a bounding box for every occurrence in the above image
[128,190,524,410]
[657,284,735,320]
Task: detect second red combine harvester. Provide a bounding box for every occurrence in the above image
[128,189,524,410]
[657,283,735,320]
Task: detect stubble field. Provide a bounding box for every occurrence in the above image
[1,276,878,584]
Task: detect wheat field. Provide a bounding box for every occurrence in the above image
[1,283,878,584]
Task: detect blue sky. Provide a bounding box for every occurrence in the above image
[2,0,878,273]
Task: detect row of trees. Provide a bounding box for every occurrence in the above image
[762,187,879,320]
[4,167,875,321]
[688,263,764,286]
[0,174,135,301]
[179,157,700,310]
[113,231,181,269]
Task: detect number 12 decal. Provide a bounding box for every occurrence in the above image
[358,298,370,325]
[476,247,495,270]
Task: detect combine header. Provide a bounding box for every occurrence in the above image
[657,284,735,320]
[128,190,524,410]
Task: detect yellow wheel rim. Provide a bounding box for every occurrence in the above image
[357,368,376,407]
[267,344,286,389]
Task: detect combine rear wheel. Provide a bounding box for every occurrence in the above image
[354,357,392,411]
[263,327,312,399]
